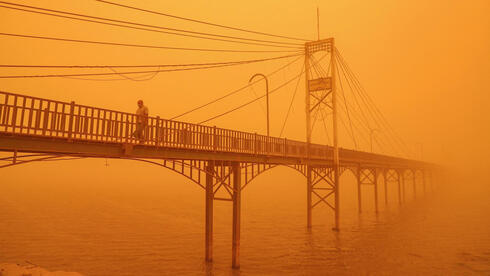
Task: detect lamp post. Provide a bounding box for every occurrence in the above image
[370,129,379,153]
[249,73,269,136]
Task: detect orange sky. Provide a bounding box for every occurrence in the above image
[0,0,489,173]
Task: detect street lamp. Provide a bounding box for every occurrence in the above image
[249,73,269,136]
[370,129,379,153]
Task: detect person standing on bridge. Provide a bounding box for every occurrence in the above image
[133,99,149,143]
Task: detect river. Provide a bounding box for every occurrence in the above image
[1,161,489,275]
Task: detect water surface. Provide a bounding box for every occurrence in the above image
[1,161,489,275]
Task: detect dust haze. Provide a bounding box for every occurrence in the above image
[0,0,489,275]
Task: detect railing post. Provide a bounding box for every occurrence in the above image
[11,96,17,133]
[42,107,49,136]
[254,132,258,155]
[284,137,287,157]
[155,116,160,146]
[265,135,268,155]
[68,101,75,140]
[213,126,217,152]
[0,96,4,127]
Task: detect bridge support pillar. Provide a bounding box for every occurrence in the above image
[397,170,402,205]
[333,166,340,231]
[374,169,379,213]
[386,169,400,206]
[429,170,433,194]
[306,166,312,228]
[357,166,362,213]
[231,162,241,269]
[422,170,426,195]
[358,167,377,212]
[401,170,406,203]
[412,170,416,199]
[205,161,214,262]
[306,166,338,230]
[383,169,388,205]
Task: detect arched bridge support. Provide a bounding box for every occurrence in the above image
[201,160,242,268]
[381,169,388,205]
[402,169,416,200]
[204,161,287,268]
[413,169,426,197]
[385,169,402,205]
[356,166,379,213]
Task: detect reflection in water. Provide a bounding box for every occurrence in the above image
[0,164,489,275]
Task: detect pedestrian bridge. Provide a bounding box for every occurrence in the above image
[0,90,435,268]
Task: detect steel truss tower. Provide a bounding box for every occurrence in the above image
[304,38,340,230]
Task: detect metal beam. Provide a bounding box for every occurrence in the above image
[0,134,433,169]
[357,166,362,213]
[306,166,312,228]
[231,162,241,268]
[205,161,214,262]
[374,169,379,213]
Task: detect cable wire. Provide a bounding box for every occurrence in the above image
[334,48,409,156]
[332,57,358,149]
[0,55,303,69]
[95,0,311,42]
[311,50,395,154]
[319,108,332,145]
[197,53,326,125]
[198,69,304,125]
[170,55,303,120]
[0,2,302,49]
[279,59,305,137]
[108,67,160,81]
[335,48,410,155]
[0,1,302,46]
[335,56,399,154]
[0,53,303,79]
[0,32,302,53]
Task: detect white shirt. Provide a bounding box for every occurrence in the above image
[136,105,149,123]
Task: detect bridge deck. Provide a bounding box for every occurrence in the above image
[0,91,427,169]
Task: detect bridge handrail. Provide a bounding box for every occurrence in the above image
[0,90,429,168]
[0,91,314,157]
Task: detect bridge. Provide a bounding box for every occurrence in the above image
[0,36,435,268]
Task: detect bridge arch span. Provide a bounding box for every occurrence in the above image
[240,163,306,190]
[0,154,226,190]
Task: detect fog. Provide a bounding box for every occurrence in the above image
[0,0,489,275]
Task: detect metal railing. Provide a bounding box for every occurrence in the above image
[0,91,333,160]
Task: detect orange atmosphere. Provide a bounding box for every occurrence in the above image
[0,1,489,275]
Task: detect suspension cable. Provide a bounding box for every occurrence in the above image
[171,55,303,120]
[0,3,302,49]
[0,53,303,79]
[95,0,311,42]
